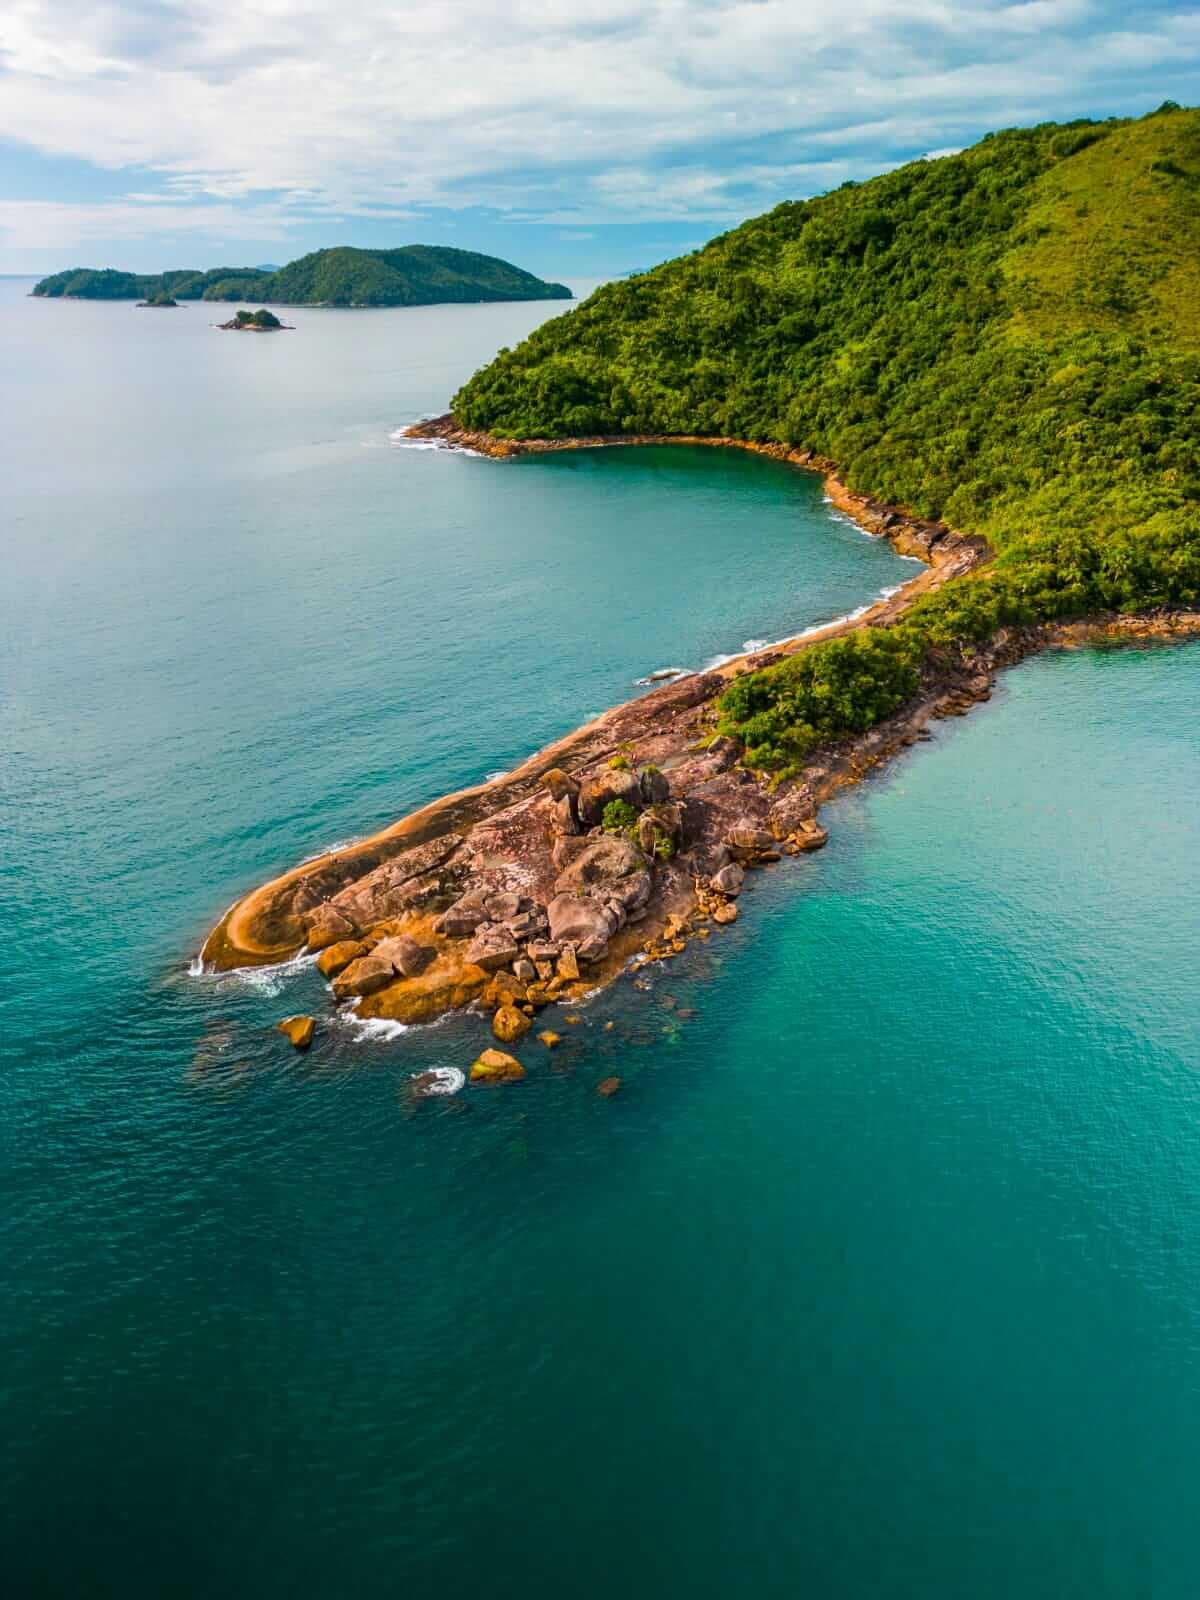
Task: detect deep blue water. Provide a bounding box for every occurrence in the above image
[2,278,1199,1598]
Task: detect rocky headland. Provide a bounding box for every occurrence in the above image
[199,418,1200,1045]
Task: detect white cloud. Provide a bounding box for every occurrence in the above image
[0,0,1197,251]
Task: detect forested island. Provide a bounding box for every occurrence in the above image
[32,245,572,308]
[203,105,1200,1061]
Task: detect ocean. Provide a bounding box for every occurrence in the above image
[2,277,1198,1597]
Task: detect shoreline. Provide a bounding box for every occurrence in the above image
[198,418,1200,1042]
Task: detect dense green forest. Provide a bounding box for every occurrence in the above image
[33,246,570,308]
[455,105,1200,770]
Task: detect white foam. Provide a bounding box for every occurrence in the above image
[388,426,484,458]
[300,835,358,864]
[410,1066,466,1096]
[186,946,317,996]
[634,666,691,686]
[484,769,509,782]
[341,1013,411,1042]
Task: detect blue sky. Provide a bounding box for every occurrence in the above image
[1,0,1197,278]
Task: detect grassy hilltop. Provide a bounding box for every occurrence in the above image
[33,246,571,309]
[455,105,1200,768]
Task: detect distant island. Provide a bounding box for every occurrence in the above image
[32,246,573,308]
[217,308,291,331]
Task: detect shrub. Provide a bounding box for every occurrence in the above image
[602,799,639,833]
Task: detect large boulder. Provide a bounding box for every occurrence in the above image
[470,1048,525,1084]
[371,933,433,978]
[551,793,580,836]
[493,1004,532,1044]
[727,820,774,857]
[304,903,357,952]
[768,783,817,839]
[276,1015,315,1050]
[636,802,684,859]
[547,894,619,958]
[331,953,397,999]
[315,939,367,978]
[577,766,643,826]
[639,766,671,805]
[711,862,745,897]
[553,835,643,894]
[437,892,490,938]
[540,768,580,802]
[465,923,519,972]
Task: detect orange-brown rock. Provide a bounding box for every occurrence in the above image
[493,1003,532,1043]
[305,904,357,952]
[538,1031,562,1049]
[470,1048,526,1084]
[276,1015,315,1050]
[316,939,367,978]
[331,953,396,998]
[712,902,738,925]
[597,1076,621,1097]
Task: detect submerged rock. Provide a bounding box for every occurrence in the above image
[408,1066,466,1099]
[597,1076,622,1098]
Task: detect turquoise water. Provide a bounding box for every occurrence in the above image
[3,278,1199,1597]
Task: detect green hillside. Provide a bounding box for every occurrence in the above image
[32,265,270,300]
[454,105,1200,770]
[33,246,571,308]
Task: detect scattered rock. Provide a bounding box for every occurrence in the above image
[470,1048,525,1084]
[305,904,357,952]
[538,1031,561,1049]
[547,894,617,958]
[492,1004,532,1043]
[276,1015,315,1050]
[540,768,579,802]
[465,923,519,972]
[557,945,580,981]
[577,766,643,826]
[727,821,774,855]
[513,957,536,983]
[790,821,829,852]
[597,1076,622,1097]
[437,892,490,937]
[767,784,817,839]
[331,953,398,998]
[371,933,433,977]
[639,766,670,805]
[484,891,522,922]
[482,972,528,1009]
[528,940,561,964]
[712,903,738,925]
[711,862,745,897]
[316,939,367,978]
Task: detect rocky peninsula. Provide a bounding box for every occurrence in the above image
[198,418,1200,1050]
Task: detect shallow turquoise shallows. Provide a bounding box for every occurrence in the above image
[2,279,1199,1599]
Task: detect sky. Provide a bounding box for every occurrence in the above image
[1,0,1197,279]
